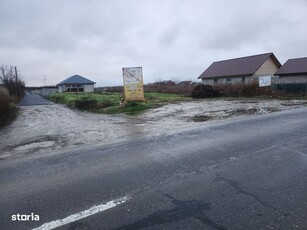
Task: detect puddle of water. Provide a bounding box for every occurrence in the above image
[14,141,55,151]
[134,124,145,127]
[0,153,13,159]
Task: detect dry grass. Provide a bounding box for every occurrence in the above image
[0,86,10,112]
[0,86,18,127]
[213,82,273,97]
[101,83,194,95]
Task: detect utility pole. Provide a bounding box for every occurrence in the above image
[43,75,47,96]
[14,66,19,100]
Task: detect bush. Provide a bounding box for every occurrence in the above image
[144,83,193,95]
[96,100,113,109]
[213,82,261,97]
[74,97,97,110]
[191,84,223,98]
[0,86,18,127]
[0,86,10,112]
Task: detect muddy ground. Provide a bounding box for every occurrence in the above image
[0,98,306,159]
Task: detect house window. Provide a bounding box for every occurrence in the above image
[227,78,232,83]
[65,84,84,92]
[242,77,245,84]
[214,79,218,85]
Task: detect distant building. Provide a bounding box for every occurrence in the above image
[160,80,176,86]
[57,75,96,93]
[27,86,58,96]
[178,81,192,86]
[198,53,281,86]
[275,57,307,93]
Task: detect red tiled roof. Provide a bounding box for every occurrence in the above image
[275,57,307,75]
[198,53,281,79]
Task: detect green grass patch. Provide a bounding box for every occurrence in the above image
[46,92,191,115]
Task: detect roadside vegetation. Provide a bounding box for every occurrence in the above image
[0,65,25,128]
[0,87,18,127]
[46,92,192,115]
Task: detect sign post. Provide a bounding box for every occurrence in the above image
[122,67,145,102]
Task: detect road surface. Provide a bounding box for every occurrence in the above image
[18,93,53,106]
[0,104,307,229]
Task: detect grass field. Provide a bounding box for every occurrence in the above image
[46,92,192,115]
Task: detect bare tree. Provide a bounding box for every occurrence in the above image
[0,65,25,99]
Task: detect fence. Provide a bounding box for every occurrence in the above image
[276,83,307,94]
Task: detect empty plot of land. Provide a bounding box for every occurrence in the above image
[0,97,306,159]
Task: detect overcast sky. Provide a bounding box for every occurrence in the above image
[0,0,307,86]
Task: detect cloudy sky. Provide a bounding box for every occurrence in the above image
[0,0,306,86]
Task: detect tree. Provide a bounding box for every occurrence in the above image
[0,65,25,99]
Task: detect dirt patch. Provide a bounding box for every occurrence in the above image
[228,107,280,116]
[192,115,213,122]
[190,107,282,123]
[281,101,307,106]
[14,141,55,151]
[228,108,259,116]
[0,99,306,160]
[5,135,63,154]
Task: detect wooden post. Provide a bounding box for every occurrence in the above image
[14,66,20,100]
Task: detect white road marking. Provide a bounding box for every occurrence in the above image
[32,196,130,230]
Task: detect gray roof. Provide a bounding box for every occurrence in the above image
[57,75,96,85]
[275,57,307,75]
[198,53,281,79]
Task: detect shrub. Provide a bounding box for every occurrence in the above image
[0,86,18,127]
[144,83,193,95]
[74,97,97,110]
[191,84,223,98]
[0,86,10,112]
[96,100,113,109]
[213,82,265,97]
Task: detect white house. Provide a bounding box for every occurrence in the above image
[57,75,96,93]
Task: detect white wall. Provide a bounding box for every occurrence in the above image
[202,76,253,85]
[57,84,94,92]
[254,57,279,76]
[84,84,94,92]
[58,86,63,93]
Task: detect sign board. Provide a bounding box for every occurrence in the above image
[259,76,271,87]
[122,67,145,102]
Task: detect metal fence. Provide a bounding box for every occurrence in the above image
[276,83,307,94]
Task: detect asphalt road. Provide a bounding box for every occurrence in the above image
[18,93,53,106]
[1,106,307,230]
